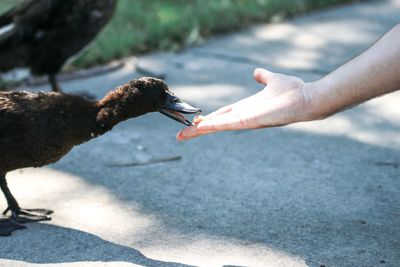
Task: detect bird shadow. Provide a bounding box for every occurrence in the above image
[0,223,195,267]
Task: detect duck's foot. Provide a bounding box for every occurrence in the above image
[19,208,53,215]
[0,219,25,236]
[3,207,52,223]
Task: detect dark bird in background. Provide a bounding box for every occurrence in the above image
[0,77,200,236]
[0,0,117,92]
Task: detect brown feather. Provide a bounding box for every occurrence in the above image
[0,77,168,173]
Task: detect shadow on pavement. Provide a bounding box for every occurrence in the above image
[49,126,400,266]
[0,223,195,267]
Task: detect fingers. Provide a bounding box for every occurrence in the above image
[176,126,215,140]
[177,111,240,140]
[177,111,260,141]
[200,89,263,123]
[176,111,237,140]
[254,68,274,85]
[196,112,239,131]
[200,105,232,121]
[205,97,253,119]
[177,104,236,141]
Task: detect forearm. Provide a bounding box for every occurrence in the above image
[306,23,400,119]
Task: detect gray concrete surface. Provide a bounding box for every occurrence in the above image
[1,0,400,266]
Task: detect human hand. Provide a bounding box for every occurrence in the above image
[177,68,316,140]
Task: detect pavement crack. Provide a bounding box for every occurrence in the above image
[374,161,400,169]
[106,156,182,168]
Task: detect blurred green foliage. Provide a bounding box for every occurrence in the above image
[0,0,360,69]
[0,0,19,11]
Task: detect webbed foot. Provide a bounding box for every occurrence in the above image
[3,207,52,223]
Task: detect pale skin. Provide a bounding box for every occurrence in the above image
[177,23,400,141]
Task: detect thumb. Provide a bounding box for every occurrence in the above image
[254,68,274,85]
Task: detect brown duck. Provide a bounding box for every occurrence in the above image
[0,77,200,236]
[0,0,117,92]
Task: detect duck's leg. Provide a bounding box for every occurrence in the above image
[48,73,62,92]
[0,172,26,236]
[49,73,96,100]
[0,172,52,224]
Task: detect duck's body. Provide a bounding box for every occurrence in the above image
[0,0,117,91]
[0,92,98,172]
[0,77,200,236]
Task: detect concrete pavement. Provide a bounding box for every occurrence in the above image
[1,0,399,266]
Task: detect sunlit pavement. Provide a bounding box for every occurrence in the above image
[1,1,400,266]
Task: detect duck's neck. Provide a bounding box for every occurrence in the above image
[94,101,130,134]
[93,88,152,135]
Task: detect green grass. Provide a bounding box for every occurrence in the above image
[0,1,18,12]
[1,0,360,69]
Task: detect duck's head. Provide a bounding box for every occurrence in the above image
[101,77,201,126]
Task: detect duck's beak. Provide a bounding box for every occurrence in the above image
[159,91,201,126]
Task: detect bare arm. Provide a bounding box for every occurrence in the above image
[177,23,400,140]
[308,23,400,119]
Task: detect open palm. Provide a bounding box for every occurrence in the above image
[177,68,312,140]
